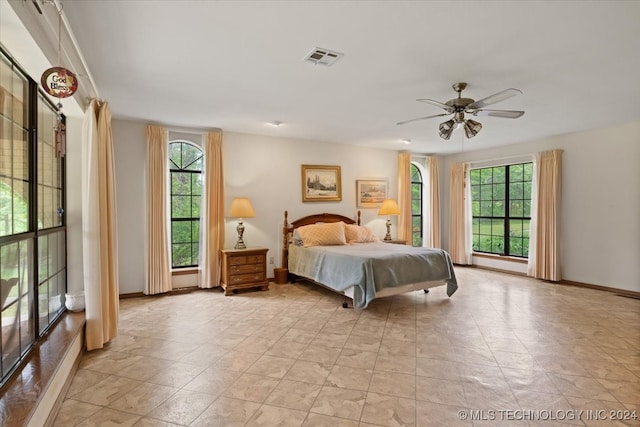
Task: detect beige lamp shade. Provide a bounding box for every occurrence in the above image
[378,199,400,216]
[378,199,400,241]
[228,197,256,218]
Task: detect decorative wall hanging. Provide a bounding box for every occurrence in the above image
[41,66,78,98]
[301,165,342,202]
[39,0,76,157]
[356,179,388,208]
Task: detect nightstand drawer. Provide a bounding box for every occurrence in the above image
[230,263,265,274]
[228,254,265,265]
[229,272,265,284]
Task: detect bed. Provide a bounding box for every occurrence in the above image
[281,211,458,309]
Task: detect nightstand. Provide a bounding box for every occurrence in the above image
[384,239,407,245]
[220,248,269,295]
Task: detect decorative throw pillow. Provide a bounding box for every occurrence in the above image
[291,229,304,246]
[345,224,380,243]
[296,222,347,247]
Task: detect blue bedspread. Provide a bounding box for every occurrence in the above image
[288,242,458,309]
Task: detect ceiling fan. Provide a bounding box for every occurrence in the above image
[397,82,525,140]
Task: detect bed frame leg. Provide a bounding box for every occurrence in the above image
[423,289,430,294]
[342,298,351,309]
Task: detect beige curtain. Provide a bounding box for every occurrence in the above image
[82,100,119,351]
[528,149,562,281]
[199,130,225,288]
[146,125,171,295]
[397,152,412,242]
[449,162,472,265]
[427,156,441,248]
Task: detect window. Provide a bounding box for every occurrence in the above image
[410,163,423,247]
[169,141,202,268]
[470,163,532,257]
[0,47,66,386]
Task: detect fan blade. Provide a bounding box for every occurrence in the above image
[396,113,451,126]
[467,88,522,109]
[471,109,525,119]
[417,99,455,113]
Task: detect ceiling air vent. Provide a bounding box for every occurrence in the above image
[303,47,344,66]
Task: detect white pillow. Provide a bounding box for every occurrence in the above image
[291,229,303,246]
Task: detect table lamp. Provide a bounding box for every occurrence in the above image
[378,199,400,241]
[228,197,256,249]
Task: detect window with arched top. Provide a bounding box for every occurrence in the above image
[410,163,423,247]
[168,141,203,268]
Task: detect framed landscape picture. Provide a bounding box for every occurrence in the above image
[301,165,342,202]
[356,179,388,208]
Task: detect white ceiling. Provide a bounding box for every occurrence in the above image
[9,1,640,154]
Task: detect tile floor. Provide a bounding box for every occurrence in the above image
[55,267,640,426]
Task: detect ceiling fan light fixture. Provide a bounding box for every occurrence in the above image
[464,119,482,138]
[398,82,524,142]
[439,119,455,140]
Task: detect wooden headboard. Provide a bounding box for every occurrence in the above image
[281,210,361,268]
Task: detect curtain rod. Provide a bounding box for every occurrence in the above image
[410,153,440,159]
[468,152,536,168]
[60,4,101,100]
[167,126,221,134]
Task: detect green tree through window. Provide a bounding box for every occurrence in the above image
[169,141,203,268]
[410,163,423,246]
[0,182,28,236]
[470,163,533,257]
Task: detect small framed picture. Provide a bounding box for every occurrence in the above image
[301,165,342,202]
[356,179,388,208]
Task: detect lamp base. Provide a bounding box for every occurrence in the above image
[383,218,392,241]
[235,221,246,249]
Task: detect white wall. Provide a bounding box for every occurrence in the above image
[112,120,399,294]
[441,120,640,292]
[65,117,84,293]
[112,120,147,294]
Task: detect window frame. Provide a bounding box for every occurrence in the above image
[410,163,423,247]
[168,140,203,269]
[470,162,532,258]
[0,46,67,387]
